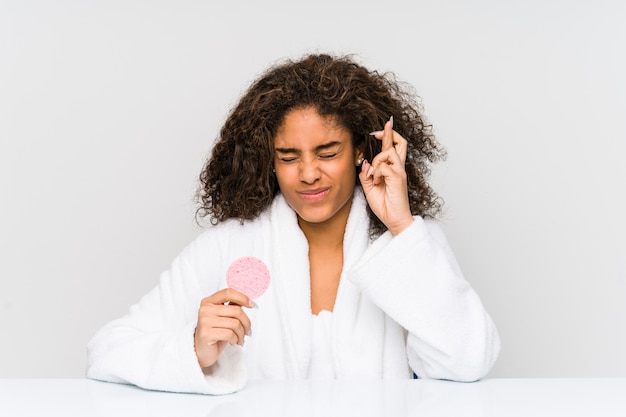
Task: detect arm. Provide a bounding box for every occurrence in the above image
[357,118,499,380]
[349,217,500,381]
[86,233,248,395]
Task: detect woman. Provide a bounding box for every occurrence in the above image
[86,53,500,395]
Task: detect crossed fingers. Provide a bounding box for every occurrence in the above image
[365,116,408,183]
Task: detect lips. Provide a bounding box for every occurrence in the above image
[297,188,330,203]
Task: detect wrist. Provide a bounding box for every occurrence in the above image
[388,216,414,236]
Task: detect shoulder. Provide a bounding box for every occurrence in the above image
[197,210,270,244]
[179,195,294,264]
[179,209,271,260]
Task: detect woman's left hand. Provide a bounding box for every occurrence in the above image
[359,117,414,236]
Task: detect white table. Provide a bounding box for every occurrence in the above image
[1,378,624,416]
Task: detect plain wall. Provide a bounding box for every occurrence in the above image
[1,0,625,378]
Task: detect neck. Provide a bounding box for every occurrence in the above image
[298,199,352,249]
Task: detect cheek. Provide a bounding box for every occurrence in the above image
[335,161,358,183]
[274,167,295,190]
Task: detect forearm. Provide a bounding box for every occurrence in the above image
[87,319,209,392]
[86,296,247,394]
[86,242,247,394]
[349,217,500,381]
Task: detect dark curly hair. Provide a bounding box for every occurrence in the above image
[197,53,447,236]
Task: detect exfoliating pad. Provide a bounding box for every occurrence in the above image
[226,256,271,300]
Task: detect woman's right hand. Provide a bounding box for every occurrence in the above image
[194,288,253,369]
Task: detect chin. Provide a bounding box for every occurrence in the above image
[293,202,341,223]
[296,210,333,225]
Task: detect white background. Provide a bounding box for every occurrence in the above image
[1,0,625,378]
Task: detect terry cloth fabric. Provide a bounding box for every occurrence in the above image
[307,310,335,379]
[86,189,500,394]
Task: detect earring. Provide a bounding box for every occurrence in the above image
[356,158,364,166]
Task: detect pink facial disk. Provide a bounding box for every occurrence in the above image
[226,256,271,300]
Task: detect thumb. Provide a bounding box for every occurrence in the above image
[359,159,373,185]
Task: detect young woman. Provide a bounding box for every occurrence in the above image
[86,53,500,394]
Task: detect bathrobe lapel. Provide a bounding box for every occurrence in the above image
[267,190,386,379]
[269,195,312,377]
[333,191,387,378]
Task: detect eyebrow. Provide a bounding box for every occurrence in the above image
[274,141,343,154]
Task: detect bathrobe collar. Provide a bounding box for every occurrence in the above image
[268,188,373,378]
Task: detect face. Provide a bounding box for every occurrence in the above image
[273,107,362,229]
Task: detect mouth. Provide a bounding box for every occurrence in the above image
[297,188,330,203]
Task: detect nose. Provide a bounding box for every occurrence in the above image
[299,157,321,184]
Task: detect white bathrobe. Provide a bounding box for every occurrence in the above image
[86,190,500,395]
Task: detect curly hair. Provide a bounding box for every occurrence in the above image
[197,53,447,236]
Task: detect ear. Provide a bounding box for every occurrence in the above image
[355,145,365,166]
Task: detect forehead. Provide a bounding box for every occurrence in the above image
[274,108,352,148]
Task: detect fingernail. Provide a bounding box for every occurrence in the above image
[249,301,258,309]
[246,328,252,337]
[369,130,383,136]
[367,166,374,178]
[389,115,394,128]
